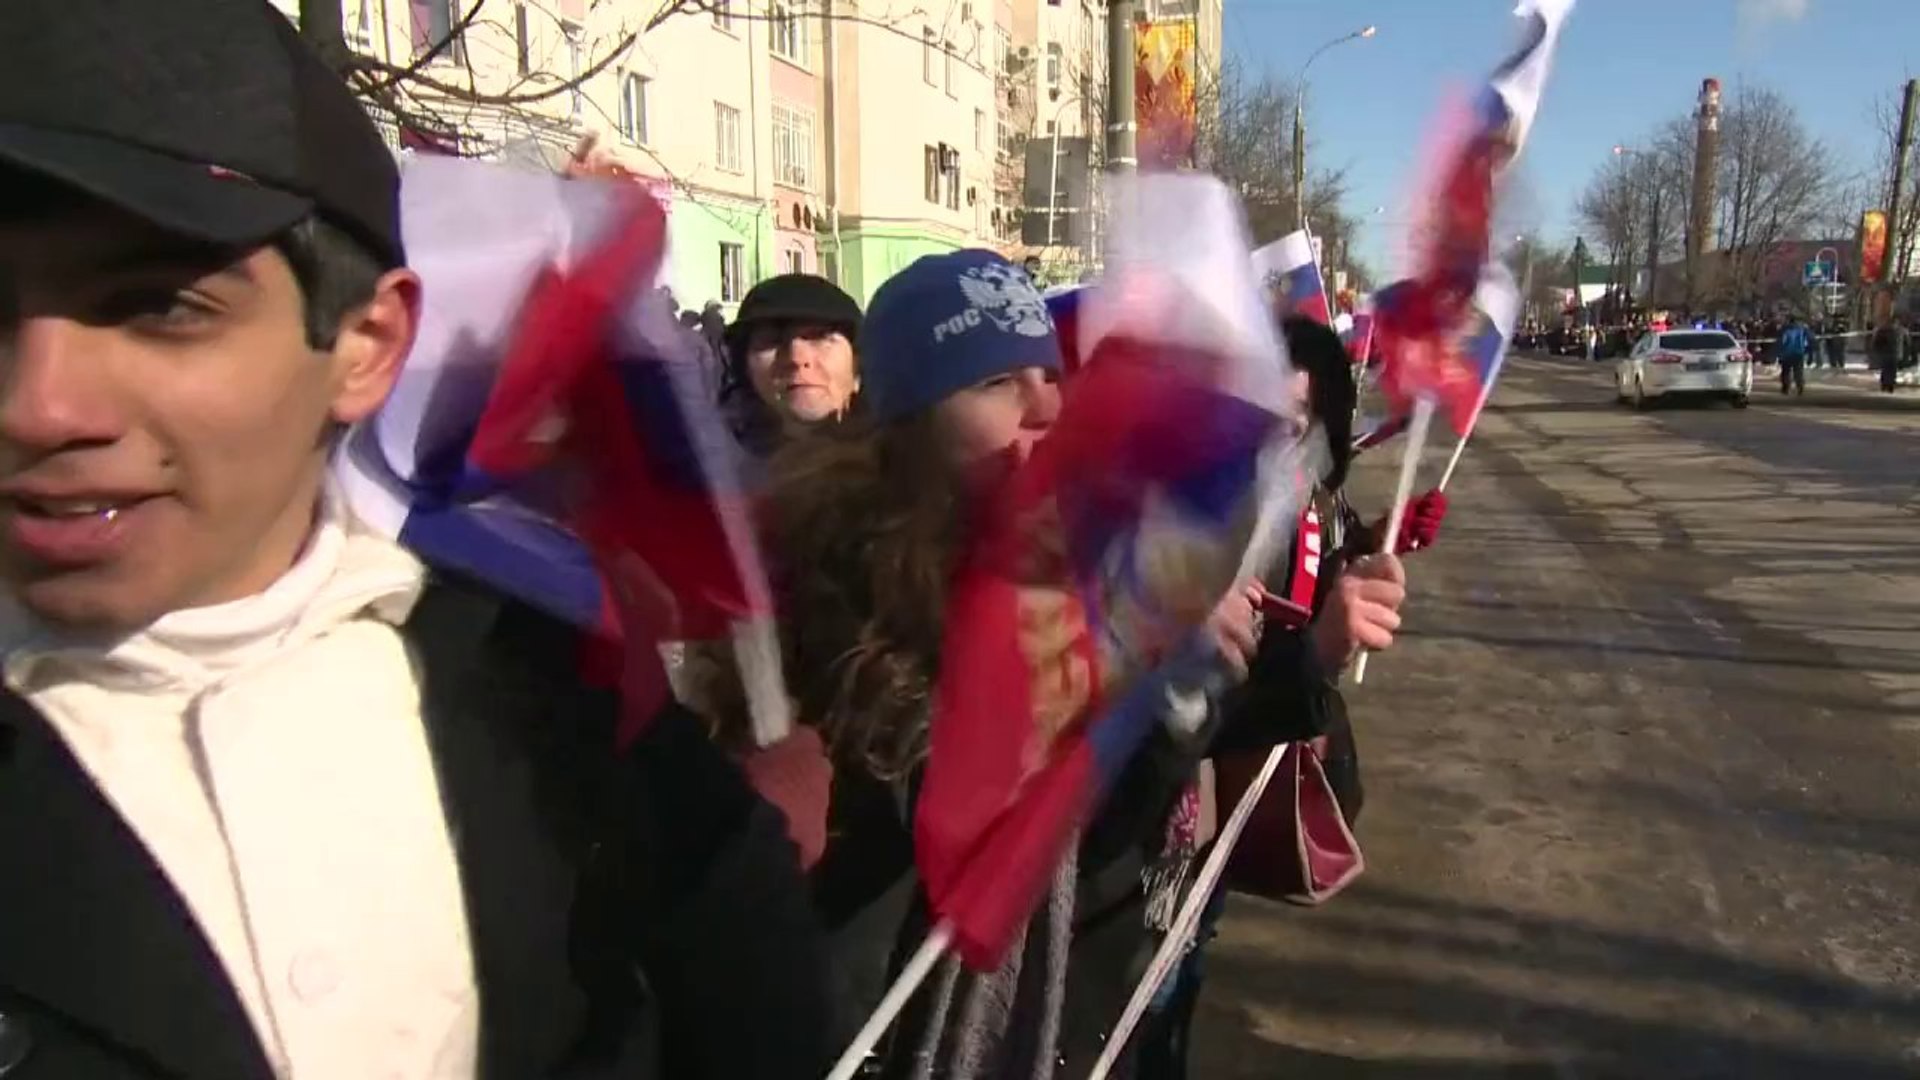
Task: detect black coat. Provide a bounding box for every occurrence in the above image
[809,727,1201,1080]
[0,574,835,1080]
[1213,487,1370,814]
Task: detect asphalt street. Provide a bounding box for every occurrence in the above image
[1192,353,1920,1078]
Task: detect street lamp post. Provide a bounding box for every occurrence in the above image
[1292,25,1376,230]
[1813,244,1841,321]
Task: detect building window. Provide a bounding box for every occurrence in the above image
[924,145,940,204]
[945,162,960,210]
[513,3,531,74]
[998,113,1018,159]
[821,250,839,285]
[943,42,956,97]
[719,242,746,303]
[995,25,1011,74]
[412,0,465,63]
[714,103,743,172]
[772,103,815,190]
[771,2,808,63]
[1046,42,1062,92]
[350,0,374,48]
[785,248,806,274]
[923,29,937,85]
[620,73,650,144]
[713,0,734,31]
[563,22,583,120]
[975,109,986,152]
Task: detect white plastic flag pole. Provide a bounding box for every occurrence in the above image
[1085,741,1292,1080]
[1436,431,1472,494]
[824,922,954,1080]
[1351,395,1434,686]
[1435,381,1492,493]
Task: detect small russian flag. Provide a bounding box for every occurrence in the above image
[1251,230,1331,326]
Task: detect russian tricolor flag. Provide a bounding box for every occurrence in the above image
[1374,0,1572,435]
[333,156,790,744]
[1252,230,1330,326]
[916,175,1310,969]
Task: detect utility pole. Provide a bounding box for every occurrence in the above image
[1883,78,1918,303]
[1105,0,1137,174]
[1292,103,1306,230]
[1572,236,1590,327]
[1644,181,1660,309]
[1686,77,1721,315]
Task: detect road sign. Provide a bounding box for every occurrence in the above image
[1803,260,1835,286]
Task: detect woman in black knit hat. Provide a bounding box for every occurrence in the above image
[722,273,864,457]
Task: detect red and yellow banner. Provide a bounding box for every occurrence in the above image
[1859,209,1889,284]
[1135,18,1197,170]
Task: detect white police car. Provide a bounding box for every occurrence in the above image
[1614,329,1753,409]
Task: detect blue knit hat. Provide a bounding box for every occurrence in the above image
[859,249,1061,422]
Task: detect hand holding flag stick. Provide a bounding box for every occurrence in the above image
[1350,394,1433,685]
[1345,0,1572,682]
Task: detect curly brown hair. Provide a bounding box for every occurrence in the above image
[700,413,965,782]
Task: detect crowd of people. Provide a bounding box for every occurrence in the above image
[0,2,1453,1078]
[1521,308,1914,396]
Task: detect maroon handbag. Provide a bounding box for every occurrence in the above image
[1213,739,1365,906]
[1209,498,1365,905]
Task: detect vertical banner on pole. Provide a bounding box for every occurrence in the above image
[1135,18,1198,170]
[1859,209,1889,285]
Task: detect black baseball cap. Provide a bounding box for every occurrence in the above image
[726,274,864,346]
[0,0,405,267]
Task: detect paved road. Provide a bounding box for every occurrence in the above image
[1193,353,1920,1078]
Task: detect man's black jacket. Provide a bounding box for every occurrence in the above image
[0,574,834,1079]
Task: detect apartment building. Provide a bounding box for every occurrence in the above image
[276,1,812,312]
[282,0,1122,308]
[816,0,1002,302]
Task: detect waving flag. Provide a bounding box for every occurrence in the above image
[1252,230,1330,325]
[1344,310,1376,366]
[333,157,789,744]
[1375,0,1573,433]
[1044,283,1091,376]
[1454,265,1523,436]
[916,175,1308,969]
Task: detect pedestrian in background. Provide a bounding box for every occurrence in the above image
[1870,315,1908,394]
[1776,313,1811,396]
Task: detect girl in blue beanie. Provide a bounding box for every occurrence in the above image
[716,249,1260,1080]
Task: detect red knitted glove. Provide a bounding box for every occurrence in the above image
[737,726,833,870]
[1393,489,1449,554]
[1366,490,1451,557]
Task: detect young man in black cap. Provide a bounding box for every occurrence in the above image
[0,1,831,1077]
[721,274,862,455]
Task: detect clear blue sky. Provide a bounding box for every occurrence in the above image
[1223,0,1919,276]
